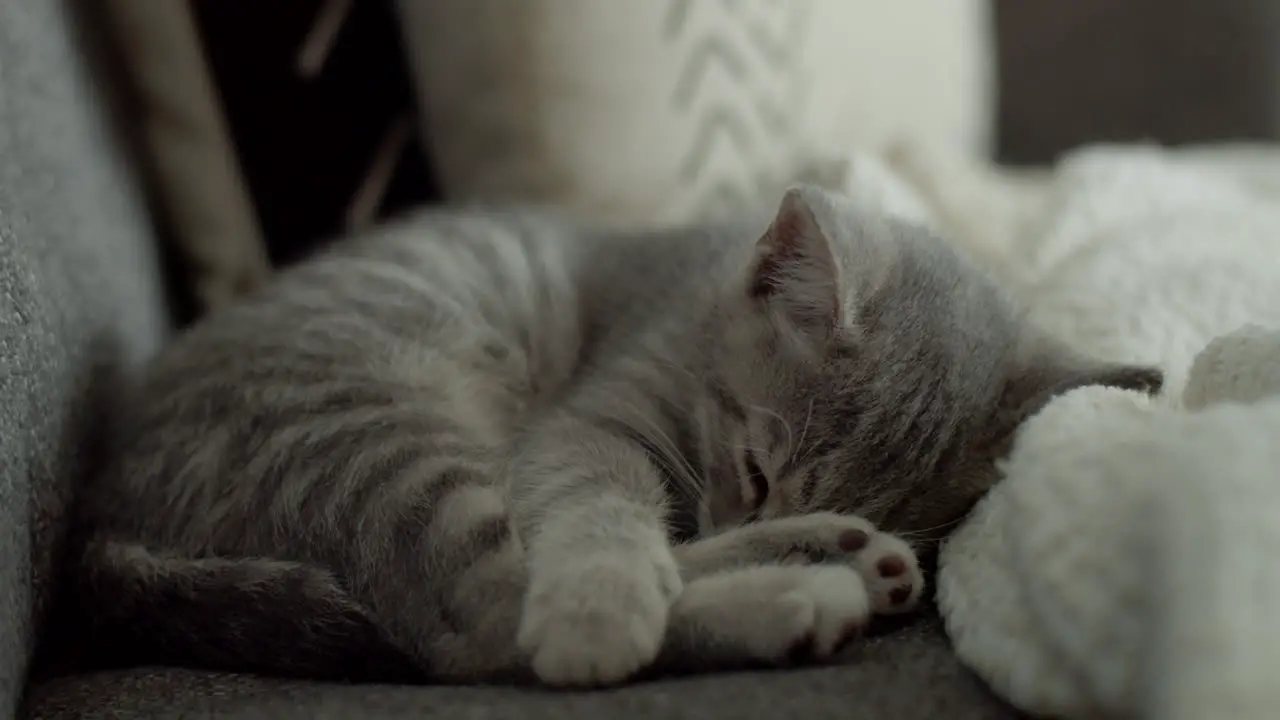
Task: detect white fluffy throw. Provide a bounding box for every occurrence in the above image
[829,144,1280,719]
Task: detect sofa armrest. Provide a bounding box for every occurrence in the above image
[0,2,170,712]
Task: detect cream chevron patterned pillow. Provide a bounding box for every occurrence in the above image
[395,0,992,227]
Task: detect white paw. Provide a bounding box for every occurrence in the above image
[774,513,925,615]
[517,549,683,686]
[779,566,873,658]
[847,531,925,615]
[675,564,872,663]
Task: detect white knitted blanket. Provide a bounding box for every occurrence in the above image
[815,142,1280,719]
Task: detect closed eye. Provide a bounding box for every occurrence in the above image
[744,453,770,510]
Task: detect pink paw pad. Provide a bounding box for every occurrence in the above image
[838,529,869,552]
[876,556,906,578]
[855,544,923,614]
[888,585,912,606]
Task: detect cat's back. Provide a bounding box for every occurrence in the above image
[137,209,596,406]
[151,208,741,378]
[91,209,589,543]
[90,208,739,550]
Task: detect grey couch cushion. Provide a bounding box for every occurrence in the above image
[0,1,169,714]
[22,616,1019,720]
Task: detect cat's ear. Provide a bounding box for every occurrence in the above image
[979,330,1164,456]
[749,186,842,350]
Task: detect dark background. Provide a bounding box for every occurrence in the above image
[193,0,439,267]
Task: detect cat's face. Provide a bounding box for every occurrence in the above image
[693,186,1162,544]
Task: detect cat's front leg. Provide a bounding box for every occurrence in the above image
[660,563,874,674]
[506,412,683,687]
[674,513,925,615]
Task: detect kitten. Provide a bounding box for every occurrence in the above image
[52,185,1161,686]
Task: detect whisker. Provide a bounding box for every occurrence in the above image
[729,443,780,457]
[793,414,828,471]
[751,405,794,459]
[790,398,815,466]
[613,399,705,509]
[649,358,702,385]
[653,443,704,508]
[649,452,696,501]
[895,516,966,539]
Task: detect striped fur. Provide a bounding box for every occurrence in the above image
[58,187,1162,686]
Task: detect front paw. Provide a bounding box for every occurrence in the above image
[672,564,872,664]
[518,549,683,687]
[774,514,926,615]
[846,529,925,615]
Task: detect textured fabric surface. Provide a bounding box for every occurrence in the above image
[22,616,1019,720]
[942,339,1280,719]
[942,149,1280,719]
[0,0,170,714]
[395,0,809,225]
[796,0,992,161]
[395,0,992,227]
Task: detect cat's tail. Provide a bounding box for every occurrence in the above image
[34,539,424,683]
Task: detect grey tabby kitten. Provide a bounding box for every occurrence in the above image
[61,185,1160,686]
